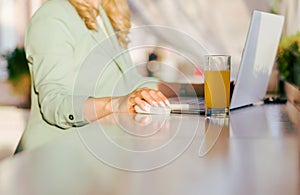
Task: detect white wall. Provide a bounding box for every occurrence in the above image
[0,0,42,54]
[279,0,300,35]
[129,0,271,75]
[0,0,18,54]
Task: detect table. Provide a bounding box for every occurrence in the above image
[0,103,299,195]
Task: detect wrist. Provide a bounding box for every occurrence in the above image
[110,97,121,112]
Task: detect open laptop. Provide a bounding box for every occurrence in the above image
[169,10,285,114]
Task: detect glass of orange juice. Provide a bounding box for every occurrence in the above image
[204,55,231,117]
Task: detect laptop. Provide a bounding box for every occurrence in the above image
[169,10,284,114]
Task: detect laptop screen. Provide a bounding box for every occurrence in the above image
[230,10,284,110]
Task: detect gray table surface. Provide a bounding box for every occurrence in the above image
[0,103,299,195]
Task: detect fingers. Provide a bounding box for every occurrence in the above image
[156,91,170,107]
[129,88,169,112]
[144,88,169,107]
[133,96,148,111]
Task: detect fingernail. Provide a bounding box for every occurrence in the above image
[164,99,170,106]
[152,101,159,107]
[143,104,151,112]
[159,101,166,107]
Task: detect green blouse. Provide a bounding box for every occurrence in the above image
[18,0,157,151]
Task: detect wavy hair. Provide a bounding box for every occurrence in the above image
[68,0,131,47]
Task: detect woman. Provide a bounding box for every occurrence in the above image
[17,0,170,151]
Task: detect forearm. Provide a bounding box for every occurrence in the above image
[83,97,114,122]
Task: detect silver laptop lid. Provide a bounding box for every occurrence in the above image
[230,10,284,110]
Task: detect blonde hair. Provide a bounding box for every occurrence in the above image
[68,0,131,47]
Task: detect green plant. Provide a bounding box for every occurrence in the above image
[270,0,281,14]
[5,47,29,84]
[4,47,31,108]
[277,32,300,86]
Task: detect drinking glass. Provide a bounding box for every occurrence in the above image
[204,55,231,117]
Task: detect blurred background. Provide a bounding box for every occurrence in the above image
[0,0,299,160]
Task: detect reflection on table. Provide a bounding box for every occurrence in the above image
[0,103,299,195]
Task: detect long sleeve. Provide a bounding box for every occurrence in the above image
[25,12,88,129]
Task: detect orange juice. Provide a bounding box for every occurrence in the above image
[204,70,230,108]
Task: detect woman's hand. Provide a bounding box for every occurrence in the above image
[84,88,170,123]
[113,88,170,113]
